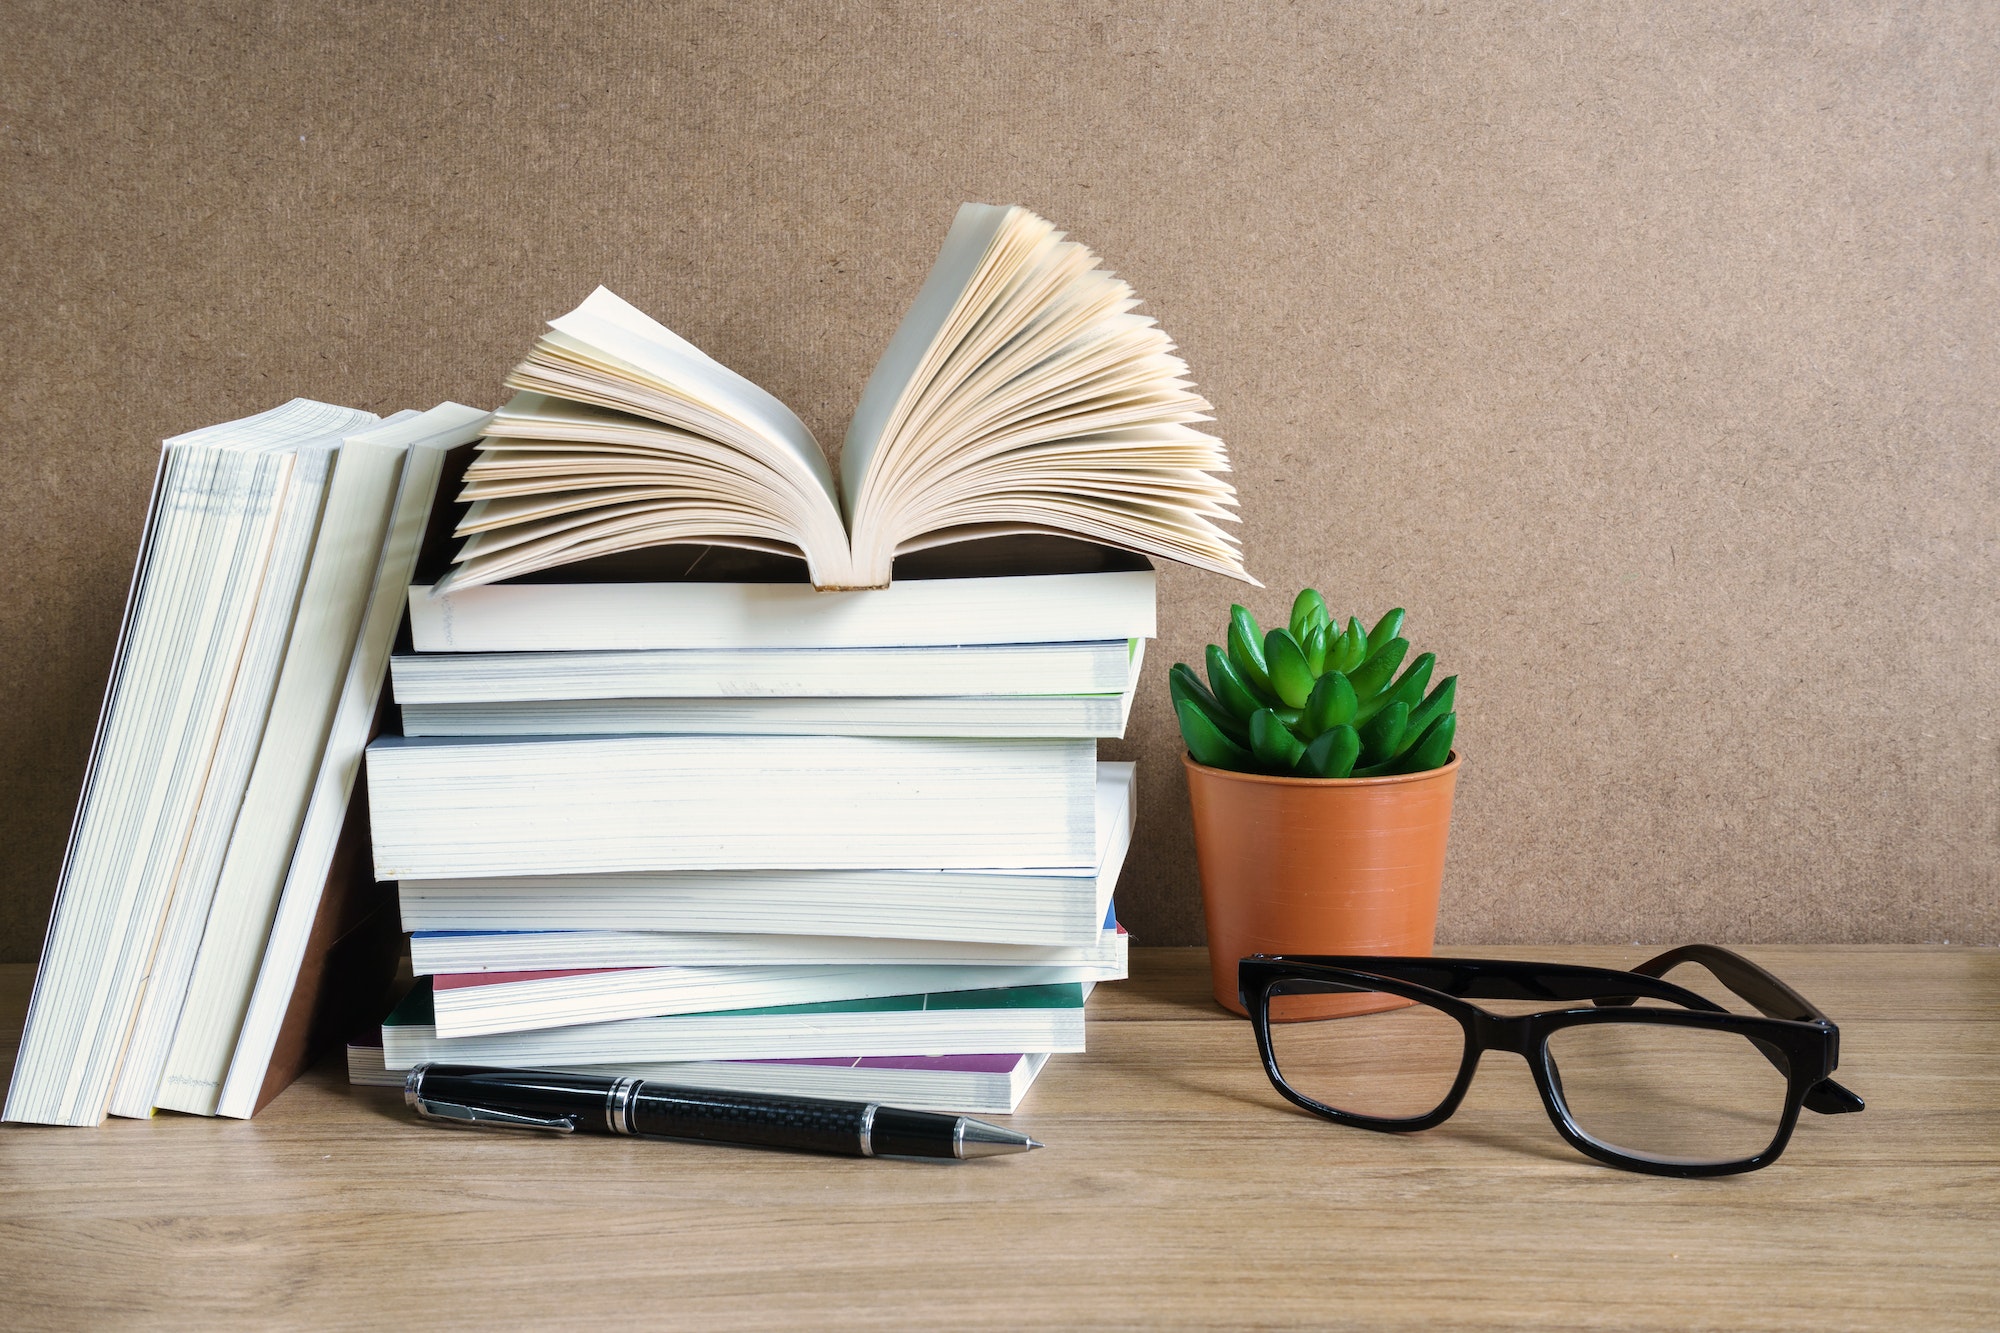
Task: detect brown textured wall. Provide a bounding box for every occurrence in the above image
[2,2,1993,959]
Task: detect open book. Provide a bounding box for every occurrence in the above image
[440,204,1249,592]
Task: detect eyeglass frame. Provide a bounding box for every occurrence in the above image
[1237,945,1864,1177]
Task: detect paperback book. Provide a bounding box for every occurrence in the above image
[381,980,1090,1068]
[396,762,1133,945]
[6,401,379,1126]
[348,1040,1051,1115]
[409,903,1126,974]
[365,733,1097,878]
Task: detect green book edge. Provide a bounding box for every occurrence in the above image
[385,977,1086,1027]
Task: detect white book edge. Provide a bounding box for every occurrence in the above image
[430,961,1117,1038]
[107,441,344,1119]
[397,641,1147,741]
[152,417,422,1115]
[388,638,1140,703]
[407,568,1157,652]
[410,922,1125,973]
[382,1006,1089,1068]
[393,761,1135,945]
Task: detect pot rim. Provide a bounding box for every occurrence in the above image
[1180,750,1461,788]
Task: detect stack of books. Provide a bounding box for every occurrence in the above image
[10,200,1243,1128]
[346,201,1247,1115]
[347,539,1154,1112]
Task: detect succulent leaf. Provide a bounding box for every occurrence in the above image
[1303,670,1357,736]
[1403,675,1457,743]
[1264,628,1316,709]
[1374,652,1436,723]
[1347,636,1410,704]
[1289,588,1331,640]
[1171,663,1248,744]
[1302,621,1330,675]
[1300,724,1361,778]
[1178,698,1255,769]
[1359,700,1409,766]
[1205,644,1262,722]
[1393,711,1456,773]
[1366,608,1407,655]
[1248,708,1307,773]
[1330,618,1368,673]
[1227,605,1274,697]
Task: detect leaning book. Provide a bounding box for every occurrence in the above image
[5,401,378,1127]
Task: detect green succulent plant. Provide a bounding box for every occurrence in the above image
[1172,591,1457,779]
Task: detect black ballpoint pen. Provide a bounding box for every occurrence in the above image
[403,1063,1043,1160]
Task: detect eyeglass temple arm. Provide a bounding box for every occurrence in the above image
[1621,945,1864,1116]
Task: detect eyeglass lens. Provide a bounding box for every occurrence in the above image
[1544,1021,1792,1165]
[1266,980,1465,1120]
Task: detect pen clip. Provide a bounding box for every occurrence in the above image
[409,1097,579,1134]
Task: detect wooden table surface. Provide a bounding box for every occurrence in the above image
[2,946,1995,1330]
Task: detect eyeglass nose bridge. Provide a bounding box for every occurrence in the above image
[1468,1008,1539,1060]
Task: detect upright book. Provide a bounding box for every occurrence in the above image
[148,405,469,1116]
[437,203,1246,594]
[190,404,492,1119]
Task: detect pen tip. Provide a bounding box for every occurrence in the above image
[955,1119,1042,1158]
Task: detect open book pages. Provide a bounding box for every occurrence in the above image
[439,203,1248,592]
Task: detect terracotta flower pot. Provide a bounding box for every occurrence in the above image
[1184,752,1461,1017]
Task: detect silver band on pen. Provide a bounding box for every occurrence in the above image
[859,1103,878,1157]
[606,1076,642,1135]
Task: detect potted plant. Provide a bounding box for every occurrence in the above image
[1172,591,1460,1017]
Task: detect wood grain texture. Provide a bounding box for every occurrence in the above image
[2,3,1996,954]
[2,948,1995,1331]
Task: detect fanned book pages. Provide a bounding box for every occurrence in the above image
[437,203,1249,593]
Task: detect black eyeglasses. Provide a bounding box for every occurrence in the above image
[1239,946,1863,1176]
